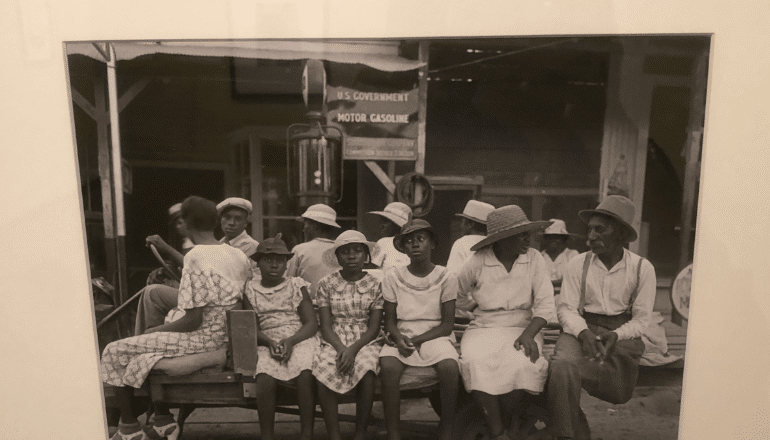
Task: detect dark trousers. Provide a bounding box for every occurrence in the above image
[546,323,645,439]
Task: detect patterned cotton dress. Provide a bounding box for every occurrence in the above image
[379,265,460,367]
[247,277,319,381]
[312,272,385,394]
[101,245,251,388]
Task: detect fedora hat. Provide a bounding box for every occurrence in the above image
[470,205,553,251]
[393,219,438,254]
[578,195,638,242]
[368,202,412,228]
[252,233,294,261]
[217,197,252,216]
[322,230,378,267]
[542,219,579,237]
[455,200,495,225]
[300,204,341,228]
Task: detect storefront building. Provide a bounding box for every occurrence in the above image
[67,37,709,304]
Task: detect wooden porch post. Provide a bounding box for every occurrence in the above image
[679,48,709,270]
[599,40,652,254]
[94,64,118,281]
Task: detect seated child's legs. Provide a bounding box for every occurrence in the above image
[294,370,315,440]
[435,359,459,440]
[380,357,406,440]
[353,371,376,440]
[317,381,342,440]
[472,390,505,438]
[255,373,278,440]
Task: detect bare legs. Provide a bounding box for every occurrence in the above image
[435,359,459,440]
[318,371,376,440]
[381,357,460,440]
[380,357,407,440]
[256,371,316,440]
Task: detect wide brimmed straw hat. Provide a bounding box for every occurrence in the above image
[322,230,378,267]
[217,197,252,216]
[300,204,341,228]
[455,200,495,225]
[470,205,553,251]
[252,233,294,261]
[393,219,438,254]
[542,219,579,237]
[368,202,412,228]
[578,195,638,242]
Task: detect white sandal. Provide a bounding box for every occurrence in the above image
[110,422,147,440]
[143,419,180,440]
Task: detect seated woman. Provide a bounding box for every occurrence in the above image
[379,219,460,440]
[100,196,252,440]
[456,205,557,440]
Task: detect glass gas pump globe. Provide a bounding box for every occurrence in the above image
[286,112,344,208]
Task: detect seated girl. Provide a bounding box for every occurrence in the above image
[379,219,460,440]
[456,205,557,440]
[100,196,252,440]
[312,230,384,440]
[244,234,318,440]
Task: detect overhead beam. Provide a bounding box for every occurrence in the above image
[363,161,396,194]
[71,88,97,120]
[118,77,151,113]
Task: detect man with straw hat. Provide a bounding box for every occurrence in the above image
[548,195,656,440]
[446,200,496,274]
[540,219,580,288]
[368,202,413,270]
[286,204,342,302]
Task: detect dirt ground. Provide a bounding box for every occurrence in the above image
[165,382,681,440]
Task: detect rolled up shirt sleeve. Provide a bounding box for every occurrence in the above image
[556,255,589,338]
[530,251,557,323]
[614,259,656,340]
[455,257,479,312]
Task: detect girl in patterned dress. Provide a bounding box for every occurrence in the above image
[313,230,385,440]
[100,196,252,440]
[244,234,318,440]
[379,219,460,440]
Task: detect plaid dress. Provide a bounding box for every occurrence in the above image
[247,277,319,380]
[100,245,251,388]
[312,271,384,394]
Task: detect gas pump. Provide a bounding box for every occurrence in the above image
[286,59,344,208]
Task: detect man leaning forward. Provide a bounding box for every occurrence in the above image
[547,195,656,440]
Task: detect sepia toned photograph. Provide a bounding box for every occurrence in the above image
[65,36,707,440]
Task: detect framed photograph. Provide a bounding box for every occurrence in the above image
[3,1,770,439]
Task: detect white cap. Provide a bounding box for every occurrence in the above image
[217,197,252,216]
[168,203,182,217]
[543,219,577,236]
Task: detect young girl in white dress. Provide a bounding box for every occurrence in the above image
[456,205,557,440]
[312,230,384,440]
[379,219,460,440]
[245,234,318,440]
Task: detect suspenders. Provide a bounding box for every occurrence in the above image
[578,251,644,315]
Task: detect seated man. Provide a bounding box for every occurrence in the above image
[136,197,259,335]
[547,196,656,440]
[540,219,579,289]
[445,200,494,273]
